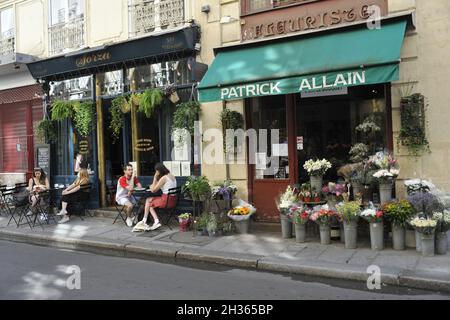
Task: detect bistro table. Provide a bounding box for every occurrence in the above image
[130,188,162,222]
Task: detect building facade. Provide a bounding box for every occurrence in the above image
[0,1,43,185]
[1,0,205,208]
[198,0,450,222]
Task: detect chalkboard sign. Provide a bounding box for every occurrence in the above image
[35,144,50,176]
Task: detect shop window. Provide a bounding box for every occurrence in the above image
[51,119,72,176]
[125,59,191,91]
[136,110,160,176]
[296,84,387,183]
[49,76,93,100]
[249,95,289,180]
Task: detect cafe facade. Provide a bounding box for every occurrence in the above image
[198,0,450,222]
[26,24,202,208]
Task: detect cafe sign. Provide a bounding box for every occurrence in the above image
[135,139,154,152]
[78,140,89,155]
[241,0,387,41]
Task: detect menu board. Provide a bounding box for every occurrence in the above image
[35,144,50,176]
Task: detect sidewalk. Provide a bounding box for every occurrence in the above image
[0,210,449,293]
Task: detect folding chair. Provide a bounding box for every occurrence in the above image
[7,186,33,228]
[68,183,94,218]
[33,190,58,228]
[112,180,135,225]
[156,186,182,230]
[0,185,11,216]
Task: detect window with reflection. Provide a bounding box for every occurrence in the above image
[249,95,289,180]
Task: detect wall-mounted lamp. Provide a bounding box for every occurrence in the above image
[201,5,210,14]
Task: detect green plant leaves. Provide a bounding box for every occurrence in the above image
[220,108,244,131]
[110,97,125,143]
[398,93,430,156]
[50,100,73,121]
[72,102,94,137]
[139,88,163,118]
[50,100,94,138]
[36,118,57,143]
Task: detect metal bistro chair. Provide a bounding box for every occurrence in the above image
[0,185,14,217]
[67,183,93,221]
[156,186,182,230]
[7,183,32,228]
[112,181,137,225]
[33,189,58,228]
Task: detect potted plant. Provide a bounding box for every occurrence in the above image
[336,201,361,249]
[409,217,437,257]
[432,210,450,255]
[276,186,298,238]
[206,212,218,237]
[406,185,444,251]
[211,180,238,214]
[196,212,210,236]
[361,206,384,250]
[382,200,415,250]
[182,176,211,201]
[310,206,338,245]
[303,159,332,192]
[138,88,163,118]
[289,205,310,243]
[227,201,255,234]
[178,213,191,232]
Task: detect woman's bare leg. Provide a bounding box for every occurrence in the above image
[142,198,153,223]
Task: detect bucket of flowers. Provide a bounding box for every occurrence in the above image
[409,216,437,256]
[211,180,238,214]
[361,203,384,250]
[432,210,450,255]
[310,205,338,245]
[178,213,191,232]
[289,205,310,243]
[322,182,347,208]
[227,199,256,234]
[371,151,400,205]
[276,186,299,238]
[303,159,332,192]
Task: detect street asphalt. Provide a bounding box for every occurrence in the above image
[1,240,449,300]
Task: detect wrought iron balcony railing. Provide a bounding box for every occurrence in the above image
[0,36,15,56]
[48,17,85,56]
[129,0,185,37]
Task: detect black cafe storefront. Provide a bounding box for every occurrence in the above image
[27,25,201,208]
[198,15,413,221]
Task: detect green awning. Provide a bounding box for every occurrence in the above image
[198,21,407,102]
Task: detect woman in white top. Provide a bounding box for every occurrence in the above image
[134,163,177,231]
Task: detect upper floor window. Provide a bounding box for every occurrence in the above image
[128,0,185,38]
[241,0,318,16]
[0,7,15,56]
[48,0,85,56]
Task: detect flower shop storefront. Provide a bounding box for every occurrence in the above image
[198,15,413,222]
[26,26,201,208]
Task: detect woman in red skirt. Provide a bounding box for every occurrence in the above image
[134,163,177,231]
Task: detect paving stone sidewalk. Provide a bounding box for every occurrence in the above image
[0,211,449,293]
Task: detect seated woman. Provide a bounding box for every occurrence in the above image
[57,169,90,224]
[26,167,50,216]
[134,163,177,231]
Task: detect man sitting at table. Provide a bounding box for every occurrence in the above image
[116,163,143,227]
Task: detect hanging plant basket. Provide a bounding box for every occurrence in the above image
[109,96,125,143]
[50,100,73,121]
[72,101,94,138]
[36,118,57,143]
[138,88,163,118]
[172,101,201,144]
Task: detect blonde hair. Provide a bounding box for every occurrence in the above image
[75,169,89,186]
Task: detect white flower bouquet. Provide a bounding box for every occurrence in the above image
[276,186,298,214]
[303,159,332,176]
[432,210,450,233]
[409,217,437,235]
[373,168,400,182]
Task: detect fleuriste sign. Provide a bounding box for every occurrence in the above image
[241,0,388,41]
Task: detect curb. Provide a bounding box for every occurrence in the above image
[0,229,449,294]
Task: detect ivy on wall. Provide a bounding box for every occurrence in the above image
[397,93,431,156]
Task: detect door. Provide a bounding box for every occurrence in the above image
[247,95,296,222]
